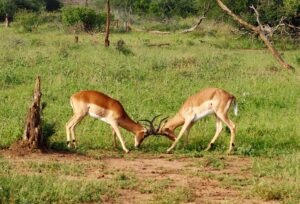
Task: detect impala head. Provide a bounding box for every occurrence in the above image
[134,115,170,147]
[157,124,177,142]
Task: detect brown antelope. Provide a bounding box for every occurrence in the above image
[158,88,238,153]
[65,90,174,152]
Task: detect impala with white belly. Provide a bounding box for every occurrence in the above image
[158,88,238,153]
[65,90,175,153]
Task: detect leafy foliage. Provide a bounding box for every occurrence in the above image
[14,10,40,32]
[62,6,106,31]
[110,0,300,28]
[0,0,61,20]
[0,0,16,19]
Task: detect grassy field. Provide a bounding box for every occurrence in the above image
[0,19,300,203]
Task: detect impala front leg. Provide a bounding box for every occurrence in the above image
[110,123,129,153]
[111,127,118,148]
[167,119,193,153]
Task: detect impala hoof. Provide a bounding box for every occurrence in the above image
[205,143,214,151]
[166,148,172,154]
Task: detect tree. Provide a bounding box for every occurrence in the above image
[216,0,294,71]
[105,0,110,47]
[0,0,16,20]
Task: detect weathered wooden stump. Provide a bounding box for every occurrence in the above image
[22,76,46,150]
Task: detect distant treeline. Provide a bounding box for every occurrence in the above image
[112,0,300,26]
[0,0,62,19]
[1,0,299,27]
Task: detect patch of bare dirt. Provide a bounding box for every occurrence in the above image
[0,149,278,204]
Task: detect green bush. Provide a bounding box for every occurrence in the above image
[0,0,16,20]
[62,7,106,31]
[44,0,62,11]
[14,10,40,32]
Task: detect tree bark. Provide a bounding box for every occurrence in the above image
[5,13,9,28]
[105,0,110,47]
[216,0,294,71]
[22,76,45,150]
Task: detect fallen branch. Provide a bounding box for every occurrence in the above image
[249,6,285,38]
[216,0,294,71]
[181,3,211,33]
[180,17,206,33]
[146,43,170,47]
[148,30,171,35]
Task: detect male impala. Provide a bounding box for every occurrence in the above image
[158,88,238,153]
[65,90,175,153]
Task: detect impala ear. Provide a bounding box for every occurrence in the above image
[160,127,169,133]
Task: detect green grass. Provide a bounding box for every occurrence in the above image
[1,24,299,155]
[251,153,300,202]
[0,158,117,203]
[0,18,299,203]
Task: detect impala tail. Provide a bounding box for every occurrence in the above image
[232,97,238,116]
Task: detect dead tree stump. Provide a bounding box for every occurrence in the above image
[22,76,46,150]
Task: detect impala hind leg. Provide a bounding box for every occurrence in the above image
[111,127,118,148]
[110,123,129,153]
[216,113,236,153]
[66,115,76,148]
[68,113,85,148]
[167,119,193,153]
[205,116,223,151]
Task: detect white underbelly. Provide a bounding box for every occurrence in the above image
[193,109,214,122]
[89,112,109,124]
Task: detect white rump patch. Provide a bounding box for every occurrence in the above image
[89,112,109,124]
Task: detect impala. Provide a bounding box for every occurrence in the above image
[65,90,174,153]
[158,88,238,153]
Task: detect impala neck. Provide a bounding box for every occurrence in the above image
[164,114,185,131]
[118,115,144,135]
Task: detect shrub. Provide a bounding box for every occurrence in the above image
[44,0,62,11]
[0,0,16,20]
[62,6,106,31]
[38,11,62,25]
[14,10,40,32]
[115,40,134,56]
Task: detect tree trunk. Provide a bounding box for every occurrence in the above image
[5,13,9,28]
[216,0,294,71]
[22,76,46,150]
[105,0,110,47]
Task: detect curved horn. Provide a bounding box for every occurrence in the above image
[139,119,155,132]
[151,114,161,124]
[156,116,168,132]
[139,114,162,135]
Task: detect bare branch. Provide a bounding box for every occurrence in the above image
[216,0,294,71]
[249,5,263,30]
[181,2,211,33]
